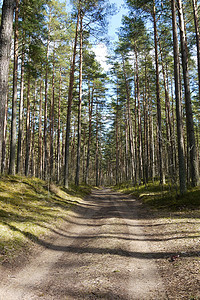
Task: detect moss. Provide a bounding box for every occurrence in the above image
[0,175,91,262]
[114,181,200,212]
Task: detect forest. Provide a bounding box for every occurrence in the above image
[0,0,200,195]
[1,1,200,298]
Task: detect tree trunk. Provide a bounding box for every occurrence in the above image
[1,95,8,173]
[149,88,155,181]
[31,84,36,177]
[158,37,175,179]
[125,106,129,181]
[122,56,135,184]
[44,35,49,180]
[96,103,99,187]
[50,48,55,181]
[25,72,31,176]
[75,11,83,186]
[38,79,43,178]
[9,0,19,175]
[135,49,142,184]
[171,0,186,194]
[64,8,80,188]
[17,32,25,174]
[115,82,119,185]
[0,0,15,169]
[144,59,149,184]
[153,0,164,185]
[85,83,94,184]
[177,0,199,186]
[57,68,62,183]
[192,0,200,101]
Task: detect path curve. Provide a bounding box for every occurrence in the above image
[0,189,167,299]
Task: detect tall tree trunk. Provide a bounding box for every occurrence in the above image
[96,103,99,187]
[115,83,119,185]
[64,8,80,188]
[9,0,19,175]
[25,72,31,176]
[158,37,175,178]
[144,59,149,184]
[50,48,55,181]
[125,106,129,181]
[85,83,94,184]
[135,49,142,184]
[31,84,36,177]
[192,0,200,101]
[38,79,43,178]
[75,11,83,186]
[82,126,86,183]
[171,0,186,194]
[153,0,164,184]
[57,68,62,183]
[44,35,49,180]
[17,32,25,174]
[1,95,8,173]
[149,90,155,181]
[134,77,138,183]
[0,0,15,169]
[122,56,135,184]
[177,0,199,186]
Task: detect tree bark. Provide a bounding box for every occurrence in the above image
[158,37,175,178]
[171,0,186,194]
[31,83,36,177]
[153,0,164,184]
[122,56,135,184]
[17,31,25,174]
[1,95,8,173]
[44,35,49,180]
[115,81,119,185]
[192,0,200,101]
[135,49,142,184]
[177,0,199,186]
[96,103,99,187]
[25,72,31,176]
[85,83,94,184]
[50,48,55,181]
[57,68,62,183]
[75,10,83,186]
[38,79,43,178]
[9,0,19,175]
[0,0,15,169]
[64,8,80,188]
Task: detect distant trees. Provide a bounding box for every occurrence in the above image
[0,0,110,187]
[0,0,199,192]
[105,0,199,193]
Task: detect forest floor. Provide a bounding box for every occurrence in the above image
[0,187,200,299]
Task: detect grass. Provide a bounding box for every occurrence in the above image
[113,181,200,211]
[0,175,92,263]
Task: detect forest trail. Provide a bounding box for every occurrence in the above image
[0,189,167,300]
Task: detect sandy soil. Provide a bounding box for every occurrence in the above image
[0,189,199,299]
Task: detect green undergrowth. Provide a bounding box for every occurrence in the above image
[0,175,92,263]
[113,181,200,212]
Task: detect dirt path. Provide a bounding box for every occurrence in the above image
[0,189,167,299]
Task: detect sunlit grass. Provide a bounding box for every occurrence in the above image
[0,175,92,263]
[114,180,200,211]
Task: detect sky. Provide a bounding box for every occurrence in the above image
[93,0,128,71]
[108,0,128,40]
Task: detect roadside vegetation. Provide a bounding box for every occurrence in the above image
[113,181,200,298]
[0,175,91,263]
[113,181,200,213]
